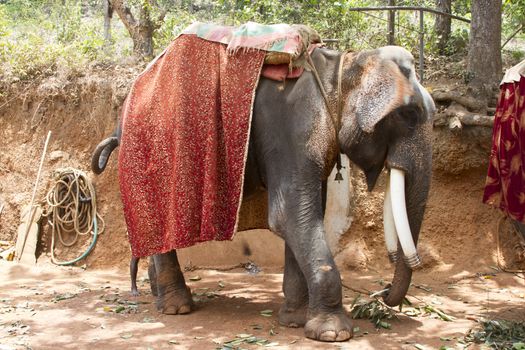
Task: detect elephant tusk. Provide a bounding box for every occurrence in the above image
[389,168,422,269]
[383,176,399,263]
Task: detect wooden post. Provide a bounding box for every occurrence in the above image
[388,0,395,45]
[419,9,424,82]
[103,0,112,43]
[16,131,51,264]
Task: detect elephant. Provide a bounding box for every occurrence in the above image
[92,44,434,342]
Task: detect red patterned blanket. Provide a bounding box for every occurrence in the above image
[483,76,525,223]
[118,35,265,258]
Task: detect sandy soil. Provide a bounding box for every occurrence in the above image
[1,259,524,350]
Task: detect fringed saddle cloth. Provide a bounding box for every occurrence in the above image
[119,22,320,257]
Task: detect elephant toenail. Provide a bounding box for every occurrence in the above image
[163,306,178,315]
[178,305,191,314]
[319,330,337,342]
[336,330,352,341]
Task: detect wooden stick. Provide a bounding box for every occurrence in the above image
[342,282,371,295]
[448,115,462,130]
[456,113,494,127]
[502,23,525,50]
[18,131,52,261]
[431,91,485,112]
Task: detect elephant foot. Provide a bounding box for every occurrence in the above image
[304,312,353,342]
[278,304,307,328]
[157,286,194,315]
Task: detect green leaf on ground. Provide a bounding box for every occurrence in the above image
[422,305,456,321]
[414,284,432,292]
[260,309,273,317]
[350,297,398,329]
[220,335,272,349]
[379,321,391,329]
[236,333,252,338]
[463,319,525,349]
[114,305,126,313]
[51,293,77,303]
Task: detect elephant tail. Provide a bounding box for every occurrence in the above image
[91,135,119,174]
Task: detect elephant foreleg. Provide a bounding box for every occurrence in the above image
[268,179,353,342]
[279,243,308,327]
[287,225,352,342]
[150,250,193,314]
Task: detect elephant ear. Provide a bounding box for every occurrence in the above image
[349,56,414,133]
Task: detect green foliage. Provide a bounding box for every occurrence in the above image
[442,27,470,55]
[503,0,525,49]
[350,295,397,329]
[504,0,525,28]
[0,6,10,38]
[509,49,525,62]
[153,9,198,49]
[0,0,132,79]
[464,319,525,350]
[0,0,523,79]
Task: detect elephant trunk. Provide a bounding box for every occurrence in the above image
[382,122,432,307]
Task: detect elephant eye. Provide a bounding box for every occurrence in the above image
[399,66,412,80]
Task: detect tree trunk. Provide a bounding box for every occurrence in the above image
[467,0,502,103]
[111,0,160,58]
[434,0,451,54]
[387,0,395,45]
[103,0,112,44]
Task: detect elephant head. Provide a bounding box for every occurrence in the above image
[338,46,435,306]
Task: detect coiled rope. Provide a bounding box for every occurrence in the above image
[45,167,104,265]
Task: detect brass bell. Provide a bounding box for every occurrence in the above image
[334,170,343,182]
[334,154,344,182]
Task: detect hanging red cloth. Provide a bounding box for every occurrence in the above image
[118,35,265,258]
[483,63,525,222]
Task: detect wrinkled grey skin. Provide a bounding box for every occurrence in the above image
[92,46,433,342]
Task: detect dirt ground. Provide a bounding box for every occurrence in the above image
[1,258,524,350]
[1,63,525,349]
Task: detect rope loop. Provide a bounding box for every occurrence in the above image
[45,167,104,265]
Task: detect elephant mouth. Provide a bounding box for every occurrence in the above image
[382,168,421,269]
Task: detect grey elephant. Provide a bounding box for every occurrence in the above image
[92,44,434,342]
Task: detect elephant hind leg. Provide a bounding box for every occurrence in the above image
[152,250,194,315]
[279,243,308,328]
